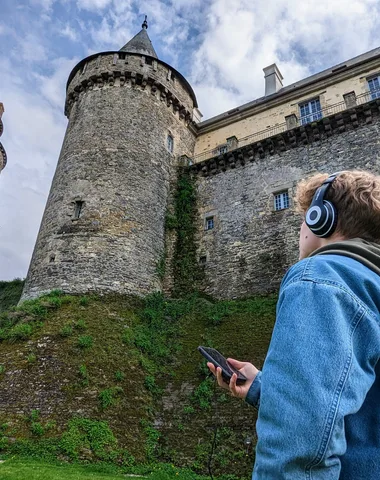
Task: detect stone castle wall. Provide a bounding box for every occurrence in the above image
[21,53,196,300]
[194,102,380,299]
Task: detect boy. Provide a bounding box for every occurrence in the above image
[209,170,380,479]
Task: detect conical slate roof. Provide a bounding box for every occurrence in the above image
[119,17,158,59]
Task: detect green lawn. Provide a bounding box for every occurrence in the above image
[0,459,129,479]
[0,459,206,480]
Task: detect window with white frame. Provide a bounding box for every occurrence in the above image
[167,134,174,153]
[368,76,380,100]
[205,216,214,230]
[274,191,289,211]
[299,98,322,125]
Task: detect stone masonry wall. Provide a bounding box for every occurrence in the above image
[195,105,380,299]
[21,53,196,300]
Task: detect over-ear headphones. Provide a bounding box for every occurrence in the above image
[305,172,341,238]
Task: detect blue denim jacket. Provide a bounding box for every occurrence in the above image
[246,254,380,479]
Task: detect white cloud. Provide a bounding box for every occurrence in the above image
[60,24,79,42]
[77,0,113,11]
[190,0,380,119]
[30,0,57,10]
[34,57,79,109]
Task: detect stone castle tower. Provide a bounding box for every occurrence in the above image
[21,18,198,300]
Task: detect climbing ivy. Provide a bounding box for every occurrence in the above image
[172,168,202,296]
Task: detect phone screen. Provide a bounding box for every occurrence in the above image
[198,346,247,384]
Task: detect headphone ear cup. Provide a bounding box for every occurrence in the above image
[318,200,338,238]
[308,201,337,238]
[305,200,338,237]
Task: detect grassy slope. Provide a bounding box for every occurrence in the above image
[0,279,24,313]
[0,289,277,477]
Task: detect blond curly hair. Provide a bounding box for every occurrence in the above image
[295,170,380,242]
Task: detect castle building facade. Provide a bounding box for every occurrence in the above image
[0,103,7,174]
[21,21,380,301]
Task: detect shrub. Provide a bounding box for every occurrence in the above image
[79,364,89,386]
[0,365,5,375]
[144,375,161,394]
[122,328,134,345]
[18,299,48,318]
[183,405,195,415]
[60,324,73,337]
[31,422,44,436]
[115,370,124,382]
[79,296,89,306]
[8,323,33,342]
[60,418,117,461]
[48,289,63,297]
[29,409,40,422]
[191,378,214,411]
[47,296,63,309]
[98,387,123,410]
[74,319,87,330]
[27,353,37,364]
[77,335,93,349]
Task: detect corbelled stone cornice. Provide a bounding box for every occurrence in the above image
[65,69,196,128]
[191,98,380,177]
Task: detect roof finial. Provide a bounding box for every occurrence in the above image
[142,15,148,29]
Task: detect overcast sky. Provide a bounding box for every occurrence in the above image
[1,0,380,281]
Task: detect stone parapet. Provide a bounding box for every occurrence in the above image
[65,53,196,127]
[191,97,380,178]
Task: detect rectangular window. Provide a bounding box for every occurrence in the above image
[199,256,207,265]
[74,201,84,219]
[274,191,289,211]
[145,57,153,66]
[216,144,228,155]
[299,98,322,125]
[368,76,380,100]
[167,134,174,153]
[119,53,126,60]
[205,216,214,230]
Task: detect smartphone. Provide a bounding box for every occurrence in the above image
[198,346,247,385]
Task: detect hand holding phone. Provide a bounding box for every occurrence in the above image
[198,346,247,385]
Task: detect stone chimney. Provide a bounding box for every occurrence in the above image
[263,64,283,96]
